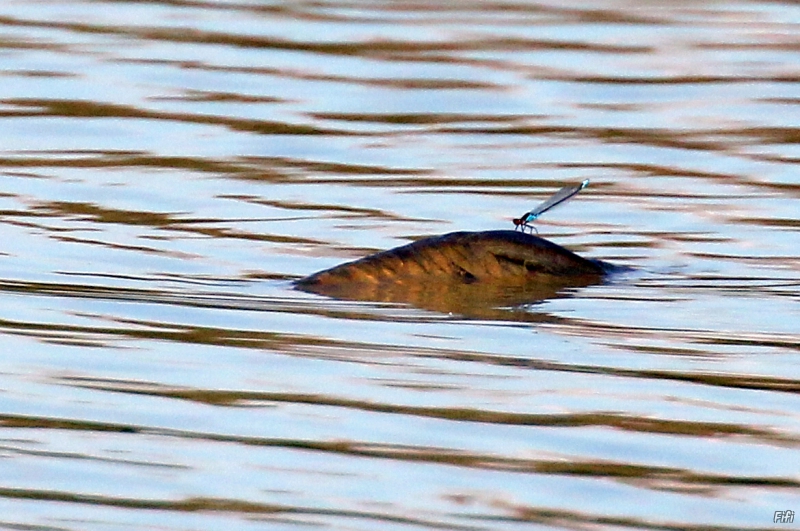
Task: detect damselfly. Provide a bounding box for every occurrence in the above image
[513,179,589,233]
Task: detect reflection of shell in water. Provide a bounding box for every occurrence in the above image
[296,231,609,312]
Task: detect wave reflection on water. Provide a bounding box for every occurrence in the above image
[0,1,799,530]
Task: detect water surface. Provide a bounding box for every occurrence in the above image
[0,1,799,530]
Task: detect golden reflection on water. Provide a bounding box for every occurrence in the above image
[0,0,799,530]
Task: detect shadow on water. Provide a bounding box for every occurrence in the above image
[299,277,598,318]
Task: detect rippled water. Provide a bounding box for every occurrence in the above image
[1,1,799,530]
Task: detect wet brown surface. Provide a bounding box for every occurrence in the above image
[297,231,607,313]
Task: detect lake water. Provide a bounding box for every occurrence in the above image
[0,1,798,530]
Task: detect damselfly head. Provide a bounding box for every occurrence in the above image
[513,218,534,233]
